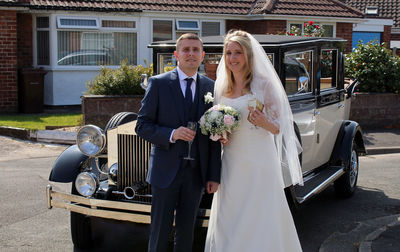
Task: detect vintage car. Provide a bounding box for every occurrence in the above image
[46,35,366,249]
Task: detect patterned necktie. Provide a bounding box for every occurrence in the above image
[184,78,193,112]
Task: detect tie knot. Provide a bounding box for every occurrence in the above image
[185,78,193,87]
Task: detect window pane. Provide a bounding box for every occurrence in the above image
[102,20,135,28]
[153,20,172,42]
[284,51,312,95]
[177,20,199,30]
[36,17,49,28]
[158,54,176,73]
[322,25,334,37]
[57,31,137,65]
[37,31,49,65]
[201,22,220,36]
[59,18,97,27]
[321,49,337,89]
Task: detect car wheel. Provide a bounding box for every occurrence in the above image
[334,143,359,198]
[70,184,93,249]
[104,112,138,131]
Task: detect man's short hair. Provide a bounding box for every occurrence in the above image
[176,33,203,51]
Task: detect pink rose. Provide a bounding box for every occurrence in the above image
[223,115,234,126]
[210,104,220,111]
[210,134,221,141]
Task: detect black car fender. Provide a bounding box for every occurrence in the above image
[330,120,366,168]
[49,145,88,182]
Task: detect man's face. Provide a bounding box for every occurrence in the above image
[174,39,205,75]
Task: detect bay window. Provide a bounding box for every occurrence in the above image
[57,16,137,66]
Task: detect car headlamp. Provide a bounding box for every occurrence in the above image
[76,125,106,156]
[75,172,98,197]
[109,163,118,182]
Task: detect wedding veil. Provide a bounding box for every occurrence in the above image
[214,32,304,186]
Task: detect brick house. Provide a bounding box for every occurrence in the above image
[343,0,399,54]
[0,0,369,111]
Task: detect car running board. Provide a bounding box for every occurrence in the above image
[294,165,345,204]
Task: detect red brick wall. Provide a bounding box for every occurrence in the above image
[17,13,33,68]
[382,25,391,49]
[265,20,286,34]
[226,20,286,35]
[0,10,18,112]
[336,22,353,53]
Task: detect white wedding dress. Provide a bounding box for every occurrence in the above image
[205,94,302,252]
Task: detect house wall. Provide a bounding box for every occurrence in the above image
[17,13,33,68]
[383,25,391,49]
[226,20,286,35]
[336,22,353,52]
[0,10,18,112]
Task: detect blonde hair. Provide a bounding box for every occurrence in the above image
[223,30,253,96]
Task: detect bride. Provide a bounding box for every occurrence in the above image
[204,30,303,252]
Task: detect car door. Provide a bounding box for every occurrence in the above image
[284,50,319,173]
[312,49,346,167]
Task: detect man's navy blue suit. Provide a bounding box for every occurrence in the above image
[135,68,221,251]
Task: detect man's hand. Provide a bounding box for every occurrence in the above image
[172,126,196,142]
[206,181,219,194]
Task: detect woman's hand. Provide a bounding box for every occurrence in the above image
[219,137,229,146]
[248,106,279,134]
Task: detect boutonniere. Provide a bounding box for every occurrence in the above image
[204,92,214,104]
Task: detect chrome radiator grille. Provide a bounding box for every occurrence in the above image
[117,134,152,196]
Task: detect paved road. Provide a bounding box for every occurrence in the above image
[0,136,399,252]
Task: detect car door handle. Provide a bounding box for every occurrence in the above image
[338,103,344,109]
[314,109,320,116]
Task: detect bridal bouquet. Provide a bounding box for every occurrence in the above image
[199,104,241,141]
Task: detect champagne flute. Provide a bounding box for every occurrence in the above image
[183,121,197,160]
[247,95,257,129]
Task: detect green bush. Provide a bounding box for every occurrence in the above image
[345,40,400,93]
[86,60,153,95]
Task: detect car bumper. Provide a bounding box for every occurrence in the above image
[46,185,210,227]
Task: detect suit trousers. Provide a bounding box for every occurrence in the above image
[148,161,203,252]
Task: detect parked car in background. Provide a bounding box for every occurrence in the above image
[46,35,366,249]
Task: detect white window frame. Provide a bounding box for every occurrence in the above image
[152,18,174,41]
[34,15,50,66]
[365,6,378,15]
[287,22,336,37]
[55,15,139,69]
[176,19,200,31]
[57,16,100,29]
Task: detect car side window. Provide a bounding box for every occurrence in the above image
[284,51,312,95]
[321,49,338,90]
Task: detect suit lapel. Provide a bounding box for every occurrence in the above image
[196,74,207,120]
[169,69,185,124]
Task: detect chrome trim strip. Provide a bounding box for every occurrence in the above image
[46,186,209,227]
[296,167,345,204]
[46,185,52,209]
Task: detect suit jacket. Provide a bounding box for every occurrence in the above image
[135,69,221,189]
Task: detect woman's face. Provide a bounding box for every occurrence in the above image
[225,41,246,74]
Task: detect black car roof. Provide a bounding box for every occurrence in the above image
[149,35,346,48]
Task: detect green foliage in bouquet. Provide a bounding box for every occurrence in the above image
[86,59,153,95]
[345,40,400,93]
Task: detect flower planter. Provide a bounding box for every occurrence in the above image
[82,95,144,129]
[349,93,400,129]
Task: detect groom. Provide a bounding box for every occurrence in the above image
[135,33,221,252]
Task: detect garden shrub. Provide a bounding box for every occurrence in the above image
[345,40,400,93]
[86,60,153,95]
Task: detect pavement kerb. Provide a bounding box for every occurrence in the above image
[358,215,400,252]
[0,126,76,145]
[319,214,400,252]
[365,147,400,155]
